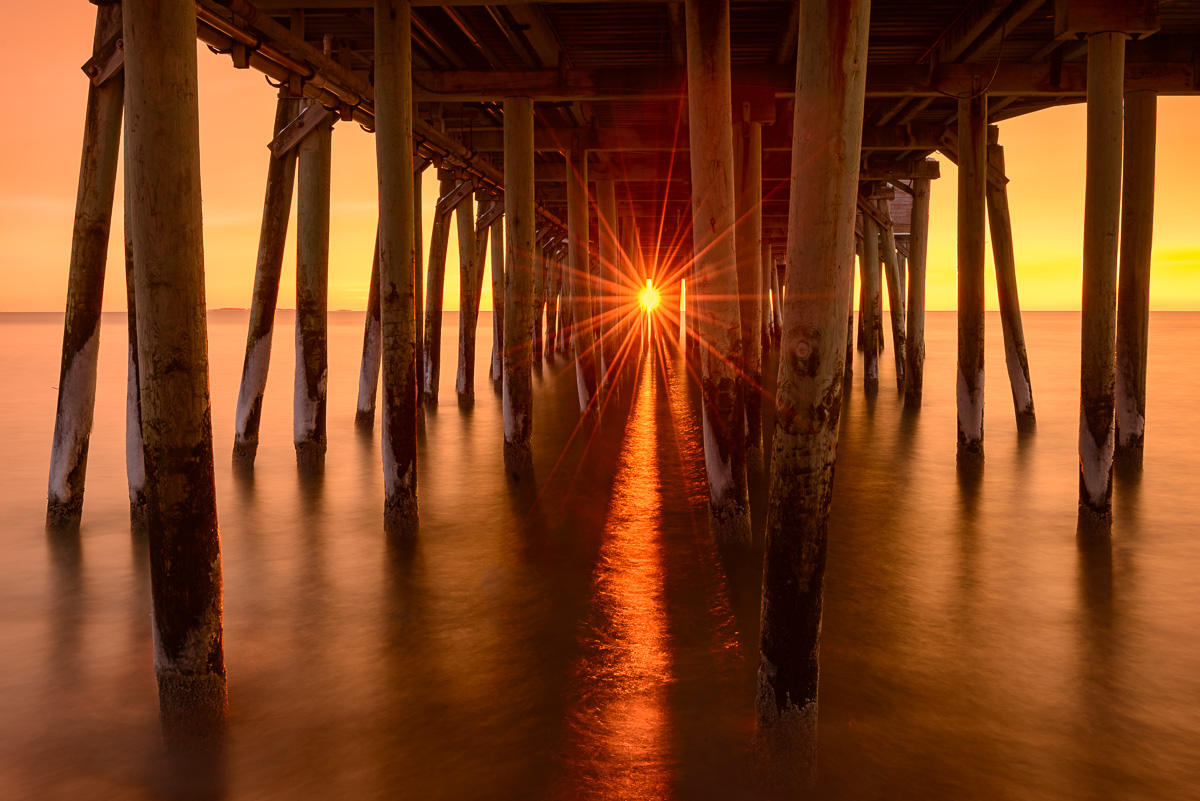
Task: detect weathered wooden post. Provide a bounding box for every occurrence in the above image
[376,0,418,536]
[597,180,621,384]
[414,166,425,401]
[860,213,881,392]
[758,0,870,772]
[359,165,424,426]
[844,247,855,388]
[293,105,332,470]
[473,195,493,322]
[46,3,123,530]
[761,241,774,349]
[503,98,536,478]
[233,92,298,457]
[123,172,146,529]
[456,191,478,406]
[545,244,560,356]
[879,199,907,391]
[856,272,866,351]
[1078,30,1126,532]
[466,196,493,390]
[771,258,784,343]
[490,213,505,382]
[735,119,765,473]
[355,236,382,426]
[685,0,750,544]
[619,216,638,359]
[1115,91,1156,470]
[904,177,931,408]
[124,0,225,736]
[957,91,987,466]
[423,175,455,404]
[985,129,1036,432]
[567,143,599,414]
[532,232,546,363]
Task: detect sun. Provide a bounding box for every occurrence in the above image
[638,279,661,313]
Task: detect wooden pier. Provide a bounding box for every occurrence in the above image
[47,0,1198,773]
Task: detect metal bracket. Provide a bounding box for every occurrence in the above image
[476,201,504,232]
[435,181,476,217]
[82,30,124,87]
[268,103,333,158]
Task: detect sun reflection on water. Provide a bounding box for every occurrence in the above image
[560,352,674,799]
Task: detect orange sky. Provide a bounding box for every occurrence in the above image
[3,1,1198,312]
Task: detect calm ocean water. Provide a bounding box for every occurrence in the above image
[1,310,1198,800]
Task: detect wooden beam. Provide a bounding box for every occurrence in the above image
[455,121,950,153]
[408,57,1198,101]
[932,0,1015,64]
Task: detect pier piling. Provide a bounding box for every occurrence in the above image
[293,103,331,471]
[376,0,418,538]
[455,191,478,406]
[957,92,987,466]
[1115,91,1156,470]
[567,143,599,415]
[234,91,298,458]
[735,120,765,474]
[880,199,907,392]
[423,174,455,404]
[124,0,226,737]
[860,212,881,393]
[490,212,505,382]
[685,0,750,545]
[905,177,930,409]
[46,3,123,531]
[355,236,382,427]
[986,130,1037,433]
[1078,31,1127,533]
[503,97,536,478]
[758,0,870,774]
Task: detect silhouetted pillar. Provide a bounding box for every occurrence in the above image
[376,0,418,537]
[758,0,870,774]
[503,97,536,478]
[957,92,987,465]
[685,0,750,544]
[47,3,123,530]
[905,178,930,408]
[1115,91,1156,470]
[986,130,1036,432]
[1079,32,1126,532]
[124,0,226,736]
